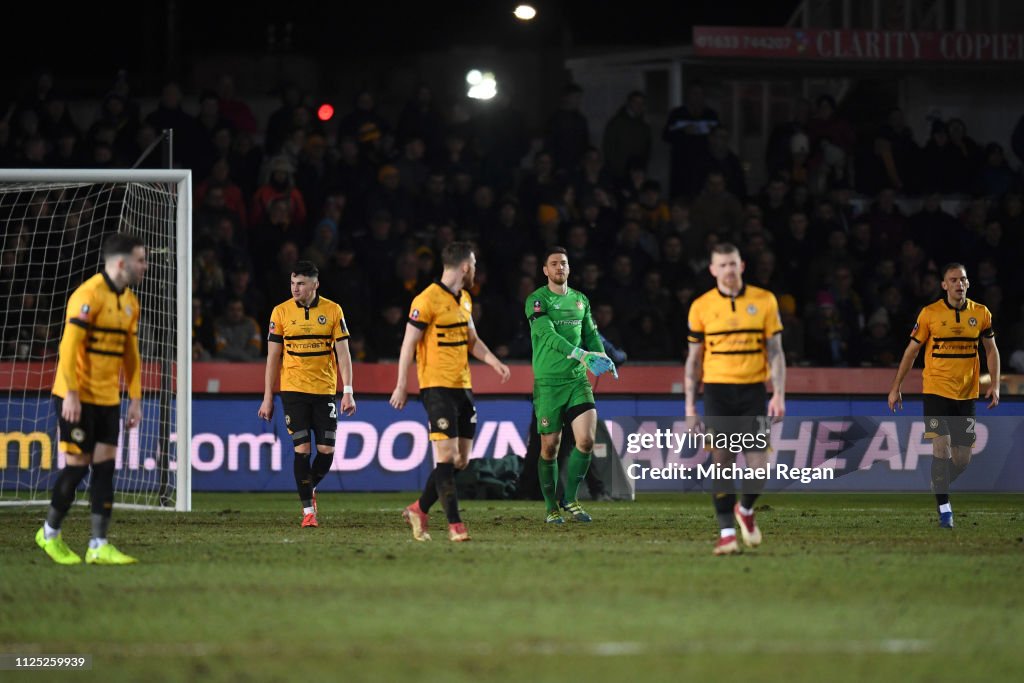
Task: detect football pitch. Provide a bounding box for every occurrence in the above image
[2,492,1022,682]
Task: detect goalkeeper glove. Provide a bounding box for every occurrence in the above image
[569,348,618,378]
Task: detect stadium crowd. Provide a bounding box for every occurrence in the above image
[2,70,1023,372]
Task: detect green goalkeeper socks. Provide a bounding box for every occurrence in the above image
[538,457,559,513]
[565,448,592,504]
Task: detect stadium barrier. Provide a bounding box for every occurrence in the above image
[3,361,1021,493]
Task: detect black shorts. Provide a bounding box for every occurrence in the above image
[421,387,477,441]
[922,394,977,448]
[54,397,120,455]
[702,383,771,445]
[280,391,338,447]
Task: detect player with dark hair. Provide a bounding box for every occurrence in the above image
[391,242,510,542]
[888,262,1000,528]
[526,246,616,524]
[258,260,356,528]
[36,232,147,565]
[685,242,786,555]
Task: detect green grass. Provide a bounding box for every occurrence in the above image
[2,493,1023,682]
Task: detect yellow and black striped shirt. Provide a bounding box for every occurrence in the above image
[268,295,349,395]
[53,272,142,406]
[687,284,782,385]
[408,282,472,389]
[912,297,994,400]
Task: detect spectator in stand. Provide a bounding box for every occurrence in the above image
[921,121,962,194]
[320,239,371,333]
[689,171,744,245]
[867,107,920,195]
[192,296,215,361]
[213,297,262,361]
[251,156,308,229]
[394,136,430,196]
[145,82,201,169]
[338,89,390,147]
[664,82,719,199]
[806,291,852,366]
[545,83,590,176]
[397,83,445,165]
[628,311,674,361]
[266,82,303,156]
[638,179,671,235]
[807,94,855,173]
[473,88,530,192]
[517,149,558,223]
[216,74,258,135]
[197,158,248,228]
[766,97,811,178]
[947,118,982,194]
[602,90,651,184]
[695,126,747,200]
[865,188,906,256]
[777,294,806,365]
[976,142,1018,198]
[295,132,338,220]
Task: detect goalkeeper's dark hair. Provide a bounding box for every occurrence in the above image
[292,260,319,279]
[441,241,474,268]
[543,246,568,263]
[103,232,144,260]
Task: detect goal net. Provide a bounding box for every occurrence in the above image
[0,170,192,511]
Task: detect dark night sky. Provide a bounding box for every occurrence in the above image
[2,1,796,93]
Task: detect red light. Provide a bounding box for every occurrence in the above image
[317,104,334,121]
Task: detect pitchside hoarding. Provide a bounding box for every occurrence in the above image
[2,398,1022,493]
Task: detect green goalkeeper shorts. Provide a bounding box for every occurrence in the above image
[532,377,595,434]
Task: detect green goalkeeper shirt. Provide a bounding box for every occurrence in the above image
[525,285,603,381]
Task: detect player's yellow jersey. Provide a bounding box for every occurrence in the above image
[408,282,472,389]
[267,295,349,395]
[687,284,783,385]
[52,272,142,406]
[911,297,993,400]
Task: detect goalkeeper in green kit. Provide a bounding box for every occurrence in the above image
[526,246,617,524]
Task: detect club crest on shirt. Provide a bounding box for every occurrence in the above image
[576,300,584,310]
[968,317,977,327]
[747,304,757,315]
[318,315,327,325]
[411,309,420,320]
[463,301,471,311]
[125,305,132,317]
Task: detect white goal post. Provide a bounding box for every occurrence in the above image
[0,169,192,511]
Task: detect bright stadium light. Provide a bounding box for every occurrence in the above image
[467,71,497,100]
[513,4,537,21]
